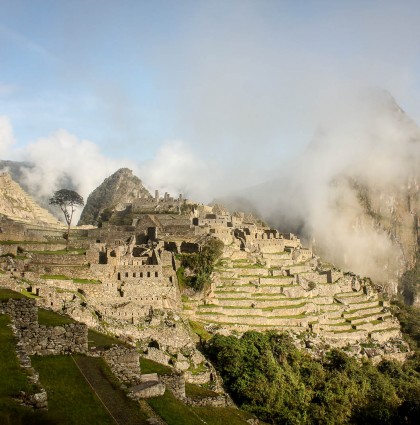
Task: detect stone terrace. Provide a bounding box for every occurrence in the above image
[193,254,400,344]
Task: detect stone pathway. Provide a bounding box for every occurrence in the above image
[72,355,155,425]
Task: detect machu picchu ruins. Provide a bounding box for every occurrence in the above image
[1,163,419,425]
[0,169,410,371]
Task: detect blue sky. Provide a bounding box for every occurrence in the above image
[0,0,420,199]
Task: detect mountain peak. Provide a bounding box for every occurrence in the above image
[78,169,151,225]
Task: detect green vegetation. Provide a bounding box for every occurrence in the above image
[176,266,186,290]
[0,288,25,301]
[148,389,204,425]
[179,238,224,291]
[73,355,150,424]
[88,329,127,349]
[139,357,173,375]
[205,330,420,424]
[37,308,75,326]
[185,382,218,399]
[0,315,52,425]
[73,278,101,284]
[32,355,115,425]
[233,263,264,269]
[148,389,252,425]
[40,274,70,280]
[392,300,420,350]
[189,320,213,341]
[49,189,84,249]
[20,289,39,298]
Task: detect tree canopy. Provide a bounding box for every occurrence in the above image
[178,237,224,291]
[49,189,84,246]
[50,189,84,224]
[205,330,420,424]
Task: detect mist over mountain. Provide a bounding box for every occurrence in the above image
[1,87,418,300]
[223,90,419,295]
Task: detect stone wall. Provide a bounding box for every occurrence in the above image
[160,372,232,407]
[0,297,88,355]
[26,264,93,279]
[102,345,141,386]
[185,394,232,407]
[0,298,38,326]
[160,372,186,399]
[29,253,88,265]
[19,323,88,355]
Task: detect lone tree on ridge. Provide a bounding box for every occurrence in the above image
[49,189,84,248]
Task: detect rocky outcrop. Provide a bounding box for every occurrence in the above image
[78,168,151,225]
[0,172,62,225]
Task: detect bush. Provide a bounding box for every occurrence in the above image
[179,238,224,292]
[205,330,420,424]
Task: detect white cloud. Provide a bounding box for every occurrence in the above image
[16,129,131,221]
[138,140,215,201]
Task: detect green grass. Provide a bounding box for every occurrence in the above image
[232,263,264,269]
[139,357,173,375]
[0,288,25,301]
[189,320,213,341]
[88,329,126,349]
[37,308,75,326]
[0,314,52,425]
[148,389,203,425]
[188,363,207,375]
[40,274,70,280]
[148,389,252,425]
[73,278,102,284]
[31,355,116,425]
[193,405,255,425]
[0,315,35,396]
[332,328,361,334]
[217,297,250,301]
[262,302,307,311]
[185,382,218,399]
[197,303,218,308]
[176,267,185,290]
[20,289,39,298]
